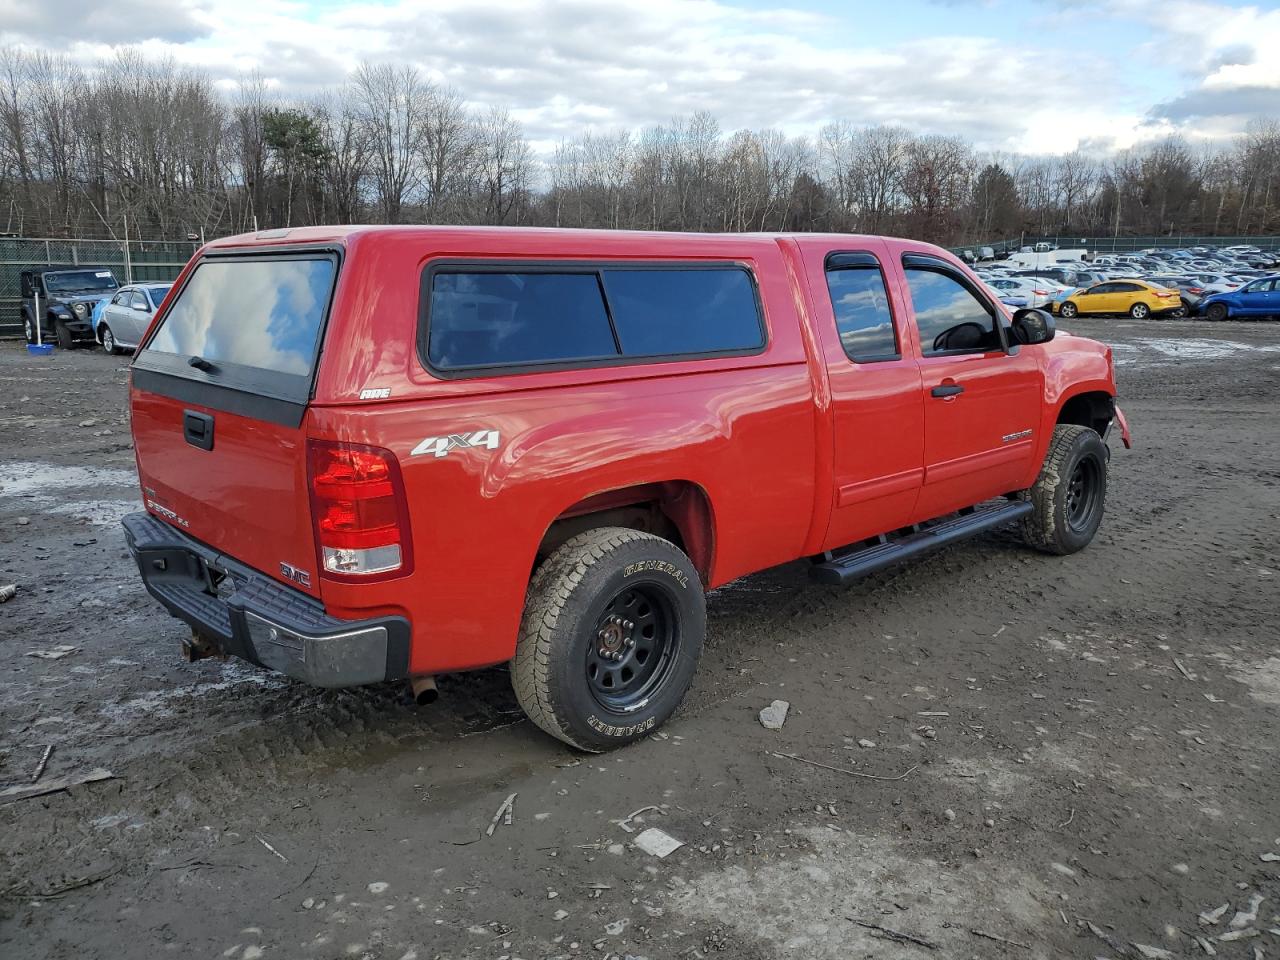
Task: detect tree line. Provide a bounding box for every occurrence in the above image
[1,48,1278,245]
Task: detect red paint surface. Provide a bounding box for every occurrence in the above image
[130,226,1123,675]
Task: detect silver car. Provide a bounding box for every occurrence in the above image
[97,283,172,354]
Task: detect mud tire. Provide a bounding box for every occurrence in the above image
[1019,424,1108,556]
[511,527,705,752]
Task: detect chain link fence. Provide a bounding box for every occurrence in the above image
[1,237,198,338]
[955,235,1280,258]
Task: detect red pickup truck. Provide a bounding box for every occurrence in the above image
[123,226,1130,750]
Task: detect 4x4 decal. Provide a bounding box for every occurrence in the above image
[411,430,501,459]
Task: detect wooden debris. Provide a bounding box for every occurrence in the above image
[31,744,53,783]
[0,767,114,803]
[255,835,288,863]
[486,792,517,836]
[969,928,1031,949]
[849,918,937,950]
[770,752,918,782]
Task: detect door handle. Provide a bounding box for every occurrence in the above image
[183,410,214,451]
[931,384,965,398]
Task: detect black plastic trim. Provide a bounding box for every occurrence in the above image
[810,500,1033,585]
[122,511,411,683]
[132,367,307,428]
[417,258,769,380]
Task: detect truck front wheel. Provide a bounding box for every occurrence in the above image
[1019,424,1108,555]
[512,527,705,751]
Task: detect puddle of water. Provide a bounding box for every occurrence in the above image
[0,461,139,524]
[0,461,136,496]
[100,665,285,720]
[1111,337,1280,366]
[46,498,141,527]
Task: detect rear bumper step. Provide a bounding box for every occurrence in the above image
[122,512,411,687]
[810,500,1033,586]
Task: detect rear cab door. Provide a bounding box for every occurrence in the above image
[129,247,340,598]
[891,248,1044,519]
[790,237,925,550]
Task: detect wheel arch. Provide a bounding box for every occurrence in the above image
[1055,389,1115,437]
[535,480,716,585]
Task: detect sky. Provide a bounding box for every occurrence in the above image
[1,0,1278,155]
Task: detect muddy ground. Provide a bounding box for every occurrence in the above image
[2,318,1279,960]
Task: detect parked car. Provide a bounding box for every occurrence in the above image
[983,276,1062,308]
[122,226,1130,750]
[1198,275,1280,321]
[19,265,121,347]
[96,283,173,354]
[1138,276,1203,317]
[1055,279,1182,319]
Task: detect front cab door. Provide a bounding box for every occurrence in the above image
[897,253,1044,520]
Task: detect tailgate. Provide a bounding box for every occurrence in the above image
[129,250,339,597]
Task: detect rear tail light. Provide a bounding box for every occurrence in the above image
[1189,287,1204,294]
[307,441,414,579]
[1156,290,1176,298]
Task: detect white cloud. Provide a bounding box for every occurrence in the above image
[0,0,1276,154]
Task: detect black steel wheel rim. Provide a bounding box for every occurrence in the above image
[586,581,679,713]
[1066,455,1102,532]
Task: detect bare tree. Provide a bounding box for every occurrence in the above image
[352,62,427,223]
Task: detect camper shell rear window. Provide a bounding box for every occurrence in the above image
[134,252,338,406]
[420,261,766,376]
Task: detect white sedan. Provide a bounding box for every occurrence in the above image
[96,283,172,354]
[983,276,1068,309]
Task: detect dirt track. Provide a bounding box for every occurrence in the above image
[2,318,1279,960]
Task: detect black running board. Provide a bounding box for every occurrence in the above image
[809,500,1033,585]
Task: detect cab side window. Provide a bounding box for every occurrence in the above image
[824,254,898,362]
[903,261,1002,356]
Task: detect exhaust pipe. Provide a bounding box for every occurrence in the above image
[410,675,438,705]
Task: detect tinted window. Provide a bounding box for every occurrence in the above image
[146,285,172,306]
[144,257,334,376]
[601,268,762,356]
[1112,282,1141,292]
[904,268,1001,355]
[825,266,898,361]
[428,272,616,370]
[424,265,764,372]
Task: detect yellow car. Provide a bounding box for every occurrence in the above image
[1056,279,1182,319]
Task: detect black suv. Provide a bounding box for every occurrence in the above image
[20,265,121,348]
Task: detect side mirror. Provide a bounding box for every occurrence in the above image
[133,302,150,312]
[1011,308,1056,346]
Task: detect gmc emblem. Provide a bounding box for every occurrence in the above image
[279,562,312,587]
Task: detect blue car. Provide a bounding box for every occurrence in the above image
[1199,275,1280,321]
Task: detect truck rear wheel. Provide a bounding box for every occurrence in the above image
[511,527,705,751]
[1019,424,1108,555]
